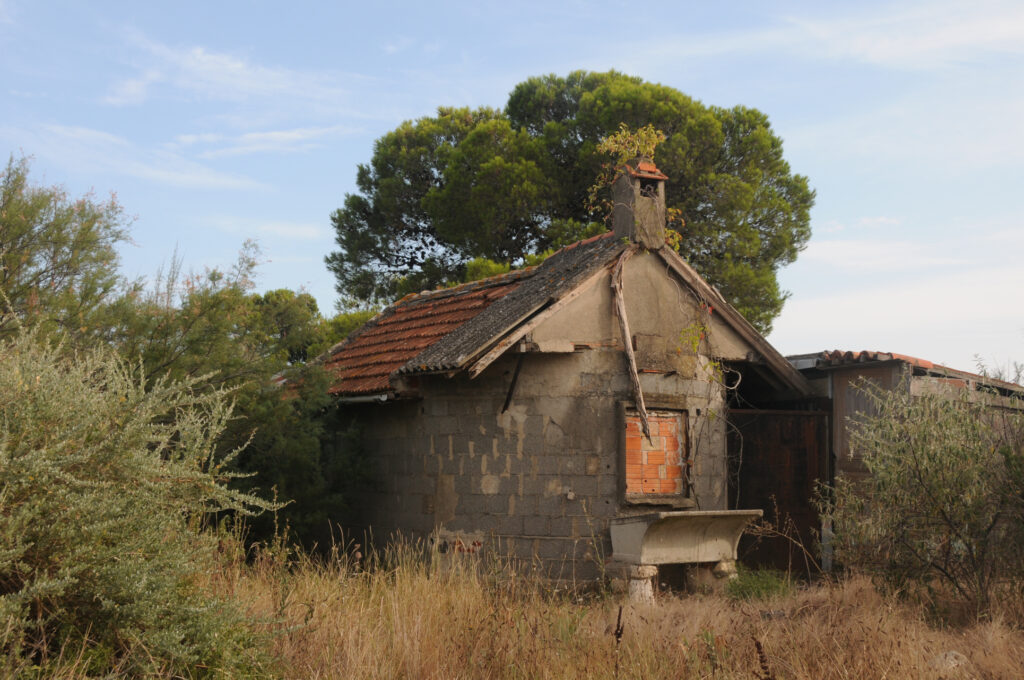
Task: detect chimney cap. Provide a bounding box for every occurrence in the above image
[622,157,669,182]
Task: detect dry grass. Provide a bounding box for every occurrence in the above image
[212,541,1024,680]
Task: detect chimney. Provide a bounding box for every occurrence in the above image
[611,156,669,249]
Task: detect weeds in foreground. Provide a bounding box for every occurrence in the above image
[724,566,793,602]
[228,539,1024,680]
[8,531,1024,678]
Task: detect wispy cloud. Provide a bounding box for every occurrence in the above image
[982,228,1024,251]
[383,36,414,55]
[256,222,325,240]
[818,216,902,234]
[770,263,1024,369]
[104,69,162,106]
[638,1,1024,71]
[205,216,327,241]
[856,216,901,230]
[801,239,963,272]
[171,124,359,158]
[0,123,264,190]
[788,1,1024,69]
[103,30,370,117]
[786,83,1024,171]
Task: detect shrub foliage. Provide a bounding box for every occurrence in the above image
[0,154,128,344]
[825,382,1024,614]
[0,331,273,677]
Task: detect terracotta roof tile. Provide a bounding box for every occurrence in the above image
[324,230,817,400]
[323,269,529,395]
[398,233,621,374]
[626,160,669,181]
[324,233,622,396]
[816,350,1023,392]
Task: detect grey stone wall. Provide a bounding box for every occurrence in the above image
[342,347,728,580]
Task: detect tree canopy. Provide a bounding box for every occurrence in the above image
[0,155,373,548]
[327,70,814,333]
[104,246,373,545]
[0,155,128,342]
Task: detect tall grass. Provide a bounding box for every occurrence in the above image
[217,539,1024,680]
[9,533,1023,678]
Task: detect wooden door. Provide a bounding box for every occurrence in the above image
[727,409,829,573]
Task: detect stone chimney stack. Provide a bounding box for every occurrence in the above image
[611,156,669,249]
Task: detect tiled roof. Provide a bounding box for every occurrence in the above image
[324,229,814,399]
[400,232,623,374]
[819,350,937,370]
[628,160,669,181]
[797,350,1023,393]
[323,269,531,395]
[324,232,623,396]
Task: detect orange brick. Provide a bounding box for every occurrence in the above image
[645,451,665,466]
[625,419,641,435]
[665,465,683,480]
[625,463,642,478]
[641,464,662,480]
[641,478,660,493]
[660,478,682,494]
[625,450,642,468]
[641,435,665,452]
[664,436,680,453]
[626,434,643,451]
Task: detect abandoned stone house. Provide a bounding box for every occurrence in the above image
[322,158,826,585]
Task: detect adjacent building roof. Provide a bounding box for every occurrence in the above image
[788,350,1024,396]
[324,232,810,398]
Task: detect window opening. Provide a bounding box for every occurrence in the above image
[624,409,688,500]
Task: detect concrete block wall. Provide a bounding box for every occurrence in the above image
[344,347,730,580]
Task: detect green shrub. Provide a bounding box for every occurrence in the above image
[0,330,275,677]
[822,382,1024,616]
[724,567,792,601]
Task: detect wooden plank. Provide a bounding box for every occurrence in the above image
[501,353,525,413]
[467,267,607,378]
[611,247,651,441]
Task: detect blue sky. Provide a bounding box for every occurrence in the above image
[2,0,1022,372]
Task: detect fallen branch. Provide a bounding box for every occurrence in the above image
[611,246,650,441]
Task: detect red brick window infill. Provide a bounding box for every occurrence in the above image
[625,411,687,496]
